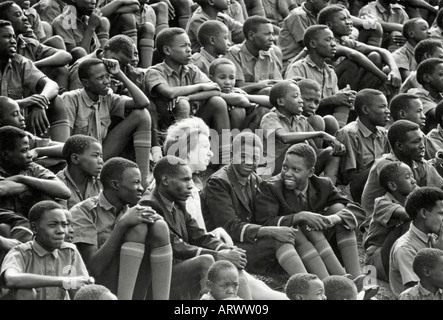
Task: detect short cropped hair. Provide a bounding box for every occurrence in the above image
[0,125,27,152]
[303,25,330,50]
[153,155,189,185]
[416,58,443,85]
[389,93,421,121]
[354,89,384,116]
[435,100,443,126]
[164,117,210,159]
[29,200,64,225]
[269,80,297,107]
[378,161,404,192]
[197,20,228,47]
[285,143,317,168]
[62,135,100,164]
[405,187,443,220]
[285,273,320,300]
[74,284,114,300]
[155,28,186,56]
[209,58,235,77]
[323,275,358,300]
[0,96,19,120]
[100,157,139,190]
[207,260,238,283]
[243,15,271,39]
[0,19,12,30]
[78,58,104,81]
[414,39,443,64]
[413,248,443,279]
[318,5,345,25]
[103,35,134,59]
[0,2,16,21]
[387,120,420,150]
[402,18,422,39]
[298,78,321,94]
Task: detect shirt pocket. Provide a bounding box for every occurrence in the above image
[100,116,112,138]
[7,87,24,100]
[73,119,89,135]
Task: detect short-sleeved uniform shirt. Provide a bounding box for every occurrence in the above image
[52,8,100,52]
[336,118,389,175]
[185,6,243,53]
[392,42,417,72]
[33,0,68,24]
[408,87,441,115]
[190,48,219,76]
[286,55,338,98]
[0,162,57,216]
[16,35,58,63]
[277,3,317,65]
[224,42,283,83]
[426,124,443,159]
[359,0,409,28]
[62,88,130,143]
[390,223,431,297]
[332,36,369,67]
[399,282,443,300]
[260,107,314,175]
[56,168,102,210]
[0,54,46,100]
[0,240,89,300]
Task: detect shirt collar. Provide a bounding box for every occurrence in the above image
[305,55,332,74]
[295,182,309,198]
[17,35,28,50]
[272,107,302,123]
[376,0,391,14]
[384,192,401,204]
[161,61,190,77]
[386,151,419,170]
[240,42,271,62]
[356,117,384,138]
[417,282,443,298]
[405,42,415,55]
[410,222,433,244]
[200,48,218,63]
[301,3,316,17]
[80,88,99,108]
[98,191,123,215]
[32,239,58,259]
[158,191,175,213]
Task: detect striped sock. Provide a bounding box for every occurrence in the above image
[296,242,329,279]
[336,226,361,278]
[122,29,137,44]
[118,242,145,300]
[139,38,154,68]
[312,236,346,276]
[150,244,172,300]
[276,243,307,275]
[133,131,151,188]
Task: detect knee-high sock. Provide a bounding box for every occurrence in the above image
[133,131,151,188]
[155,22,168,35]
[276,243,307,275]
[336,228,360,278]
[295,242,329,279]
[178,15,190,29]
[332,106,350,128]
[139,38,154,68]
[96,30,109,49]
[237,270,252,300]
[312,237,346,276]
[150,244,172,300]
[118,242,145,300]
[122,29,137,44]
[49,119,70,142]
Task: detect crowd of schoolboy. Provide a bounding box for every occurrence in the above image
[1,0,443,300]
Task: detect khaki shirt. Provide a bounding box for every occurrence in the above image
[191,48,219,76]
[359,0,408,25]
[426,124,443,159]
[408,87,441,115]
[393,42,417,72]
[17,35,58,63]
[33,0,68,24]
[0,240,89,300]
[399,282,443,300]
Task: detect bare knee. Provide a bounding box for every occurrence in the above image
[368,52,383,67]
[99,16,110,31]
[207,96,228,113]
[70,47,88,64]
[154,2,168,16]
[307,114,325,131]
[129,108,152,127]
[41,21,53,38]
[323,115,339,135]
[43,35,65,50]
[174,98,191,118]
[139,22,155,39]
[149,219,170,246]
[124,223,149,243]
[229,107,246,120]
[197,254,215,274]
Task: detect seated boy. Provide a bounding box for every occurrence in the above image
[390,186,443,297]
[389,93,427,130]
[70,157,172,300]
[335,89,391,203]
[399,248,443,300]
[285,25,357,128]
[408,58,443,134]
[426,101,443,160]
[0,200,93,300]
[392,18,430,82]
[0,20,69,142]
[200,260,241,300]
[185,0,244,54]
[364,162,415,281]
[0,126,70,222]
[32,0,68,25]
[62,57,152,188]
[400,39,443,93]
[224,15,283,95]
[285,273,326,300]
[13,0,46,41]
[191,20,230,76]
[209,58,272,130]
[259,80,344,184]
[255,143,366,278]
[323,275,358,300]
[145,28,230,158]
[56,135,103,210]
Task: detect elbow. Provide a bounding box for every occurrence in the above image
[4,275,19,289]
[62,52,73,65]
[58,186,72,199]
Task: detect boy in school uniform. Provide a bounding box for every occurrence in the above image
[70,157,172,300]
[399,248,443,300]
[0,200,93,300]
[426,101,443,160]
[389,93,427,131]
[259,80,344,184]
[56,135,103,210]
[209,58,272,130]
[255,143,365,278]
[32,0,68,24]
[62,57,152,188]
[392,18,430,82]
[224,15,283,95]
[335,89,391,203]
[185,0,244,54]
[364,162,416,281]
[390,187,443,297]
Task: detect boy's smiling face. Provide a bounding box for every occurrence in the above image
[303,278,326,300]
[278,84,304,116]
[165,33,192,65]
[0,25,17,59]
[0,100,25,130]
[280,153,313,191]
[391,163,417,196]
[211,63,236,93]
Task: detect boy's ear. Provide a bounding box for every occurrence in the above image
[0,150,10,161]
[308,166,315,178]
[161,174,169,186]
[422,73,431,84]
[399,109,406,119]
[418,208,428,219]
[387,181,397,192]
[294,294,304,300]
[309,39,317,50]
[163,45,171,57]
[422,266,432,277]
[209,35,216,46]
[206,280,212,290]
[80,78,90,89]
[209,74,214,81]
[31,222,37,234]
[110,179,119,191]
[276,97,285,107]
[247,30,255,41]
[71,153,80,165]
[361,104,369,116]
